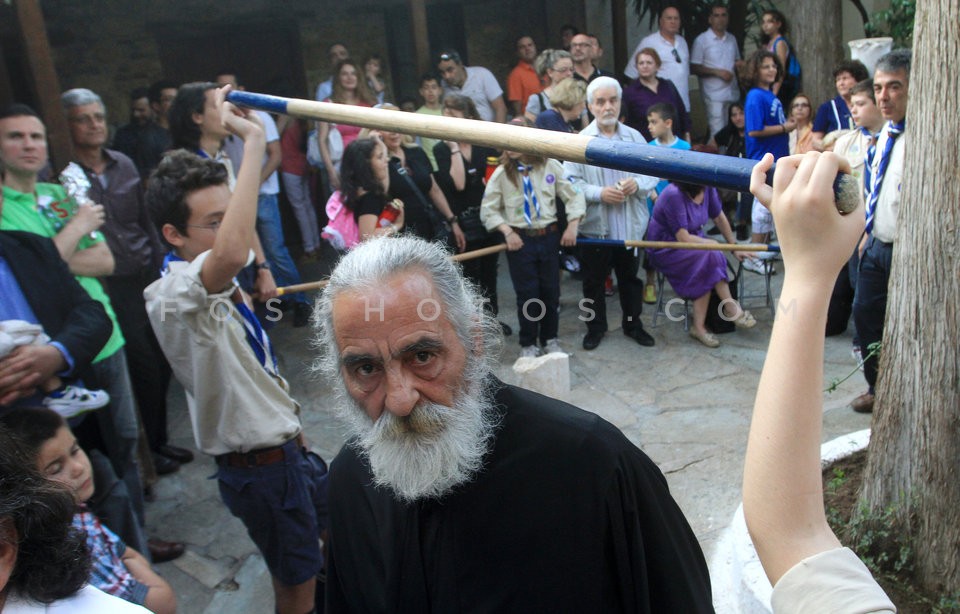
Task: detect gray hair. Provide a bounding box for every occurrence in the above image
[586,76,622,105]
[60,88,104,111]
[312,236,502,384]
[875,49,912,78]
[533,49,572,79]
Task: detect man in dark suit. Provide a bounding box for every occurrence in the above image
[0,229,111,406]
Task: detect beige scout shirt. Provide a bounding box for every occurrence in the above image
[144,251,301,456]
[771,547,895,614]
[480,158,586,232]
[868,126,904,244]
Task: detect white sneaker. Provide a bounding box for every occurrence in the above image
[519,345,542,358]
[43,385,110,419]
[543,338,563,354]
[742,257,766,274]
[755,250,779,260]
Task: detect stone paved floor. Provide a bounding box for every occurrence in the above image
[144,249,872,612]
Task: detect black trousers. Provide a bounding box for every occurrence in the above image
[460,234,501,317]
[852,237,893,392]
[580,243,645,335]
[106,273,172,450]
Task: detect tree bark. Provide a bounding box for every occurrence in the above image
[783,0,843,107]
[859,0,960,594]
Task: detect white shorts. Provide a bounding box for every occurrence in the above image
[751,197,775,234]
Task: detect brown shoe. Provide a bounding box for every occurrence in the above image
[851,392,875,413]
[147,538,186,563]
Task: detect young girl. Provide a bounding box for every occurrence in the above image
[480,124,585,357]
[339,137,404,242]
[760,10,799,106]
[0,408,176,614]
[742,50,794,274]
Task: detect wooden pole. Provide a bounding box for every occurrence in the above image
[13,0,72,173]
[275,240,774,296]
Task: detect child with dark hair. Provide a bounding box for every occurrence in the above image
[742,49,793,274]
[480,127,586,357]
[0,408,174,613]
[143,87,328,614]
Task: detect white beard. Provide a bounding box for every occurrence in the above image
[337,377,496,503]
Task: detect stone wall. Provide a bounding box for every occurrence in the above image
[36,0,583,127]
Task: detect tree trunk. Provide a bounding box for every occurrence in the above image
[858,0,960,594]
[783,0,843,107]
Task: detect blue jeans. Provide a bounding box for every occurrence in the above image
[256,193,307,304]
[852,237,893,392]
[217,439,328,586]
[505,230,561,347]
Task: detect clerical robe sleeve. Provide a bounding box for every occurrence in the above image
[602,439,714,612]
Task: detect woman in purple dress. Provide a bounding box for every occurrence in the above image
[647,182,756,347]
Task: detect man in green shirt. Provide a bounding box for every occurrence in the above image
[0,103,178,562]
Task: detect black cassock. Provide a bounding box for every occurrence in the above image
[326,380,713,613]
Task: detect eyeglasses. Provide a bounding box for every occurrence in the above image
[671,48,682,63]
[69,113,106,125]
[187,220,222,232]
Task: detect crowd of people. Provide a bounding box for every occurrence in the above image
[0,2,911,610]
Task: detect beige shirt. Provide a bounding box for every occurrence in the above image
[868,126,905,244]
[833,128,873,189]
[771,547,895,614]
[144,251,301,456]
[480,158,586,231]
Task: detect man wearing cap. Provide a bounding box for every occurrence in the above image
[437,49,508,123]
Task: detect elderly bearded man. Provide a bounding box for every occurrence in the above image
[316,236,712,612]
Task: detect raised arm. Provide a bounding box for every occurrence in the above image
[199,86,266,294]
[743,152,863,583]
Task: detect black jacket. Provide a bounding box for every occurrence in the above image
[0,230,111,381]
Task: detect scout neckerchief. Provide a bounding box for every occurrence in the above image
[161,251,278,377]
[516,163,540,226]
[864,120,904,235]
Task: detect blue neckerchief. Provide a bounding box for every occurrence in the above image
[864,120,904,234]
[516,163,540,226]
[161,251,278,376]
[859,127,876,200]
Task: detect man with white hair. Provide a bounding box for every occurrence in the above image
[61,88,189,477]
[316,235,712,611]
[565,77,659,351]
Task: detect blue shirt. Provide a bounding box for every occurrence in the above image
[813,95,853,134]
[745,87,789,161]
[0,256,74,374]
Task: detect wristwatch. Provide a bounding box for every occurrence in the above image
[256,261,271,271]
[447,214,459,225]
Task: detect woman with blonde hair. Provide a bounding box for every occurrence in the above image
[318,59,378,189]
[523,49,575,123]
[534,78,587,133]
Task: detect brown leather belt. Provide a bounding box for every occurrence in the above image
[217,433,304,468]
[511,222,559,237]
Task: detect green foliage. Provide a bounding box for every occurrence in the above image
[827,467,847,493]
[864,0,916,48]
[825,341,882,394]
[842,498,914,575]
